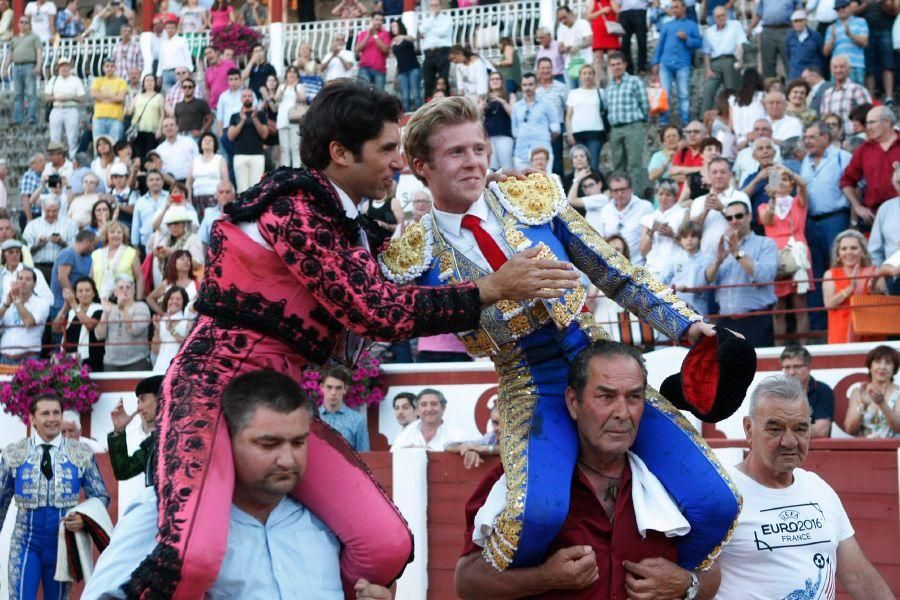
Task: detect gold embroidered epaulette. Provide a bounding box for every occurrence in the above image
[64,439,95,468]
[489,172,567,225]
[378,214,435,284]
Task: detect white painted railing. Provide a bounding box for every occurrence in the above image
[0,0,589,92]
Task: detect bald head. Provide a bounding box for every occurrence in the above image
[830,55,850,83]
[764,91,787,119]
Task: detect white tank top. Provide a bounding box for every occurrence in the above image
[191,155,223,196]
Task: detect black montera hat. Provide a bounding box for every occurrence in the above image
[659,326,756,423]
[135,375,165,398]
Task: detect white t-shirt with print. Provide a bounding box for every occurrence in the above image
[24,0,57,42]
[556,18,593,68]
[715,465,854,600]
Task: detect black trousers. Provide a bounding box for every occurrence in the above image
[619,9,649,73]
[718,307,775,349]
[422,47,451,99]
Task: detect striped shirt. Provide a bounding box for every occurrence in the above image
[604,73,649,126]
[113,40,144,79]
[22,216,78,264]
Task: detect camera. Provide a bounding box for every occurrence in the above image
[47,174,62,187]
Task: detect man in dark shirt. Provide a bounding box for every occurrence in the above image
[173,78,213,141]
[227,88,268,193]
[780,344,835,437]
[107,375,163,487]
[455,342,719,599]
[241,42,277,100]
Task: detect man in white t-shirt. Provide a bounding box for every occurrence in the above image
[690,157,751,255]
[391,388,466,452]
[321,33,355,82]
[24,0,56,42]
[155,117,199,182]
[716,375,892,600]
[764,91,803,146]
[555,5,593,88]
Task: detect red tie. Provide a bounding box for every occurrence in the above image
[461,214,508,272]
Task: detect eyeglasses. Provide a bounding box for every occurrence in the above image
[724,212,747,221]
[182,84,194,89]
[685,129,704,134]
[523,108,531,123]
[609,186,630,193]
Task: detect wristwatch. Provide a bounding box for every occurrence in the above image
[684,572,700,600]
[735,250,746,260]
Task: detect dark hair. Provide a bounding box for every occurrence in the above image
[449,44,465,56]
[736,67,763,107]
[707,156,731,171]
[807,119,834,141]
[18,266,36,284]
[699,137,723,153]
[780,344,812,365]
[227,67,242,78]
[371,10,384,18]
[715,88,733,118]
[605,234,631,259]
[113,140,132,155]
[660,124,682,141]
[866,345,899,378]
[161,285,189,313]
[785,78,810,99]
[165,249,194,284]
[677,220,703,239]
[391,18,407,36]
[91,199,113,229]
[222,370,313,435]
[392,392,417,410]
[73,276,99,303]
[75,229,96,244]
[322,365,353,386]
[197,131,219,153]
[848,103,873,126]
[577,170,605,196]
[299,80,402,169]
[521,72,536,82]
[536,56,553,69]
[557,4,572,13]
[607,51,626,63]
[250,42,264,54]
[29,393,63,416]
[567,341,647,399]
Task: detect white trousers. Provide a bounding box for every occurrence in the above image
[278,127,302,168]
[49,107,81,159]
[233,154,265,194]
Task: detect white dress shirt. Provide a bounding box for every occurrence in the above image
[431,194,511,273]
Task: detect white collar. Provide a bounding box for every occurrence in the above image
[432,194,488,237]
[327,177,359,220]
[32,432,63,449]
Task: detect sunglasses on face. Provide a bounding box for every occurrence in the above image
[183,84,194,89]
[724,212,747,221]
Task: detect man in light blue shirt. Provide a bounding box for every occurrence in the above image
[199,180,234,249]
[130,170,169,256]
[823,0,868,84]
[651,0,702,125]
[511,73,559,169]
[83,370,391,600]
[318,365,370,452]
[751,0,801,77]
[704,198,778,347]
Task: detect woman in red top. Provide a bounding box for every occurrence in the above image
[587,0,621,82]
[823,230,887,344]
[760,167,812,344]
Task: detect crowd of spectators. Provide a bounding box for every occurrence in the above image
[0,0,898,367]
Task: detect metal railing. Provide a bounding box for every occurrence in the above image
[0,0,586,91]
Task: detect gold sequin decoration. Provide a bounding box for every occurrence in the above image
[496,173,565,223]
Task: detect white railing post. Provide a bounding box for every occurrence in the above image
[392,448,429,600]
[539,0,556,32]
[139,32,154,77]
[269,22,285,76]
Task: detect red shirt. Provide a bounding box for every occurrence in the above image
[461,463,678,600]
[356,29,391,74]
[205,58,238,110]
[838,134,900,210]
[672,147,703,194]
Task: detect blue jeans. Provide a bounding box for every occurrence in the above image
[93,117,125,142]
[13,63,38,124]
[358,67,386,91]
[161,68,177,93]
[573,130,605,172]
[659,65,691,125]
[397,67,423,112]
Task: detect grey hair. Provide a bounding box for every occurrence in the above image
[875,106,897,126]
[807,120,833,141]
[536,27,551,37]
[655,178,678,198]
[62,410,81,426]
[41,196,61,208]
[748,375,807,418]
[753,136,774,151]
[417,387,448,407]
[569,144,590,160]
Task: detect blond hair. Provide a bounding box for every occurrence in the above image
[404,96,484,184]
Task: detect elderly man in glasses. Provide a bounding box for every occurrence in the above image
[704,195,778,347]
